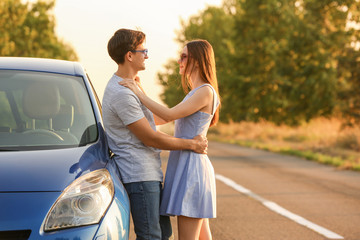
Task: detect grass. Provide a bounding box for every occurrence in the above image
[159,117,360,171]
[206,118,360,171]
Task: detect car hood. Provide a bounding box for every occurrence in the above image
[0,136,109,192]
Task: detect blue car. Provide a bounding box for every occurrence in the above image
[0,57,130,239]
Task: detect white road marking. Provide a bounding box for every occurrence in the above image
[216,174,344,239]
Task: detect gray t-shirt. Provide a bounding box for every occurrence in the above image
[102,74,163,183]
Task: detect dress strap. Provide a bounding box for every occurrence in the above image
[197,84,218,116]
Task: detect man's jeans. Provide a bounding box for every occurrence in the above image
[124,181,172,240]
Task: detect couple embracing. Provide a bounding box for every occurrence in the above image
[102,28,221,240]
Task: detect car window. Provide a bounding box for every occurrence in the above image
[0,70,98,150]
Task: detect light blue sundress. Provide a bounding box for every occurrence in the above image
[160,84,219,218]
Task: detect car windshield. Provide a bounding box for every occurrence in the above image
[0,70,98,150]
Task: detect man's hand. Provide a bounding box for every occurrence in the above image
[193,135,208,154]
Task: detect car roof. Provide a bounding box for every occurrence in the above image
[0,57,85,76]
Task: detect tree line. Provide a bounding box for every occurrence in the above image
[1,0,359,126]
[0,0,77,60]
[158,0,360,126]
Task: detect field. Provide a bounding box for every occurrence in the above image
[207,118,360,171]
[160,117,360,171]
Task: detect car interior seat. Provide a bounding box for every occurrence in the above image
[22,81,64,143]
[53,104,78,144]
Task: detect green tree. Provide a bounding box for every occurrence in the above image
[158,6,235,109]
[219,0,360,125]
[337,48,360,126]
[0,0,77,60]
[335,2,360,126]
[158,0,360,125]
[229,0,341,125]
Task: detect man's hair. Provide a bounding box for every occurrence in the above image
[107,29,146,64]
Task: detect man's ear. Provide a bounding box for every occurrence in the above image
[125,51,133,62]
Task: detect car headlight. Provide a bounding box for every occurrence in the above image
[43,169,114,231]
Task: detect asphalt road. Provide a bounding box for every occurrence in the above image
[130,141,360,240]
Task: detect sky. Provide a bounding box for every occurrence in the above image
[52,0,223,103]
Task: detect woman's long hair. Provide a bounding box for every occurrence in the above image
[182,39,221,127]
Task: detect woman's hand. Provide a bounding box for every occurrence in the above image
[118,77,141,95]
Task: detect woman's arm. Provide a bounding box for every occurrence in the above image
[129,78,169,125]
[119,79,213,122]
[153,114,168,125]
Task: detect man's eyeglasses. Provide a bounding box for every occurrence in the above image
[131,49,148,56]
[180,53,187,62]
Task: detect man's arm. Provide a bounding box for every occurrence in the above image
[127,117,207,154]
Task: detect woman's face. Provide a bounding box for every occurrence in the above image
[178,46,188,75]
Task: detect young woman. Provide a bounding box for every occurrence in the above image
[119,39,220,240]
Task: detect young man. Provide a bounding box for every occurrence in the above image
[102,28,208,240]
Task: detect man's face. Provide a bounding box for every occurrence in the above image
[132,43,148,71]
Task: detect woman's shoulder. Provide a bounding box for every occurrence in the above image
[195,84,215,97]
[191,84,212,97]
[195,84,219,107]
[194,83,213,92]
